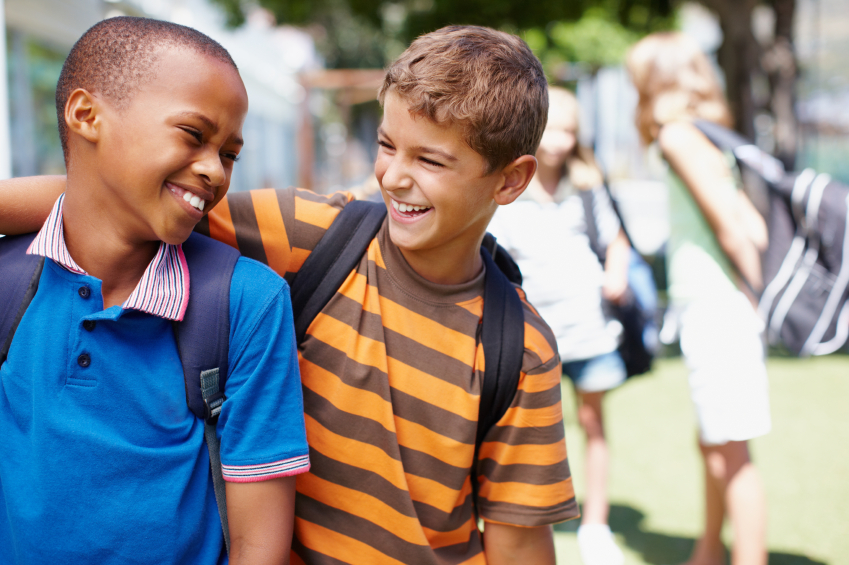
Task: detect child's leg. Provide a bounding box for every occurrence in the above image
[719,441,767,565]
[687,440,766,565]
[686,441,727,565]
[576,390,608,525]
[564,352,626,565]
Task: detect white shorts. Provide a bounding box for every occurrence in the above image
[678,291,772,446]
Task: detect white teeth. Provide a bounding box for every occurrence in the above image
[190,195,201,208]
[392,200,430,214]
[198,200,205,211]
[183,192,192,202]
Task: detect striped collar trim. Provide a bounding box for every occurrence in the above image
[27,194,191,321]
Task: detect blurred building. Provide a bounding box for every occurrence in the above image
[0,0,321,192]
[795,0,849,183]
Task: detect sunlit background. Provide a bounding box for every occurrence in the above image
[0,0,847,562]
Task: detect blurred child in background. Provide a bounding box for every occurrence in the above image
[488,86,631,565]
[627,32,770,565]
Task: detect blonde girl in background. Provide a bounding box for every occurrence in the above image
[488,86,631,565]
[627,32,770,565]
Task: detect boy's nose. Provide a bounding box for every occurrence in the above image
[379,157,413,193]
[193,150,227,187]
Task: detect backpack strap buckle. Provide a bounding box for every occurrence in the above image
[200,368,226,421]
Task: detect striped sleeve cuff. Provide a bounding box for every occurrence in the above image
[222,454,310,483]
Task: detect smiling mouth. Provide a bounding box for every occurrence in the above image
[391,200,432,217]
[168,184,207,212]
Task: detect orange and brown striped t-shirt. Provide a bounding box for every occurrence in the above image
[199,187,579,564]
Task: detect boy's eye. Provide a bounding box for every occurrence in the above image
[420,157,444,168]
[222,152,241,163]
[377,140,393,151]
[181,127,203,143]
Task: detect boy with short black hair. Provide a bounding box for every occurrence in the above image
[1,24,578,563]
[0,17,308,565]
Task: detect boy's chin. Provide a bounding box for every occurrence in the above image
[157,223,198,246]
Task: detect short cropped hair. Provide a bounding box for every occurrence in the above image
[379,26,548,174]
[56,16,237,161]
[626,32,732,144]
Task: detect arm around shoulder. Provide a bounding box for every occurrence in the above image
[0,175,66,234]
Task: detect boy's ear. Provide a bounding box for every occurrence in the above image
[65,88,102,144]
[494,155,537,206]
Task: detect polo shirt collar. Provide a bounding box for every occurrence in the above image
[27,194,191,321]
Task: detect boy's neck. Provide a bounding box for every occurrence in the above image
[62,179,159,309]
[397,232,485,286]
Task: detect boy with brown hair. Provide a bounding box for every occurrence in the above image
[1,25,578,563]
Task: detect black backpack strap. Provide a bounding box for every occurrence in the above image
[0,234,45,366]
[482,232,523,286]
[290,200,386,343]
[693,119,786,184]
[472,246,526,517]
[579,188,606,263]
[175,231,241,555]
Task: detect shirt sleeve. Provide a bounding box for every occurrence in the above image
[475,290,579,526]
[217,257,309,482]
[200,188,353,282]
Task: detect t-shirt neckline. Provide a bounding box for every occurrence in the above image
[377,221,485,305]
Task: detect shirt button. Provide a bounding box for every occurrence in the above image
[82,320,96,332]
[77,354,91,368]
[78,286,91,299]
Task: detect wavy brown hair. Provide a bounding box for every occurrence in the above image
[626,32,732,144]
[379,26,548,174]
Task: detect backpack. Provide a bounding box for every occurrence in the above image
[0,231,239,553]
[579,187,659,377]
[287,200,526,517]
[0,200,526,538]
[694,120,849,356]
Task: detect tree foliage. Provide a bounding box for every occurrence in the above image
[210,0,673,69]
[211,0,797,162]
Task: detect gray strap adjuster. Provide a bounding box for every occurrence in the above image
[200,368,226,421]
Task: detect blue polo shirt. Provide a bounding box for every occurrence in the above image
[0,257,308,564]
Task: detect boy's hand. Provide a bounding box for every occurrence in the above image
[483,522,556,565]
[226,476,297,565]
[0,175,66,235]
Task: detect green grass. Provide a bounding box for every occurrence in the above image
[553,356,849,565]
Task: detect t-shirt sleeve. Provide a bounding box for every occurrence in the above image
[475,289,579,526]
[197,188,353,282]
[217,257,309,482]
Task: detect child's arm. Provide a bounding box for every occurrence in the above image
[659,121,764,294]
[226,477,297,564]
[0,175,65,234]
[483,522,556,565]
[602,228,630,304]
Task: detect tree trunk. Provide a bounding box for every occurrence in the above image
[698,0,798,168]
[763,0,798,169]
[701,0,760,139]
